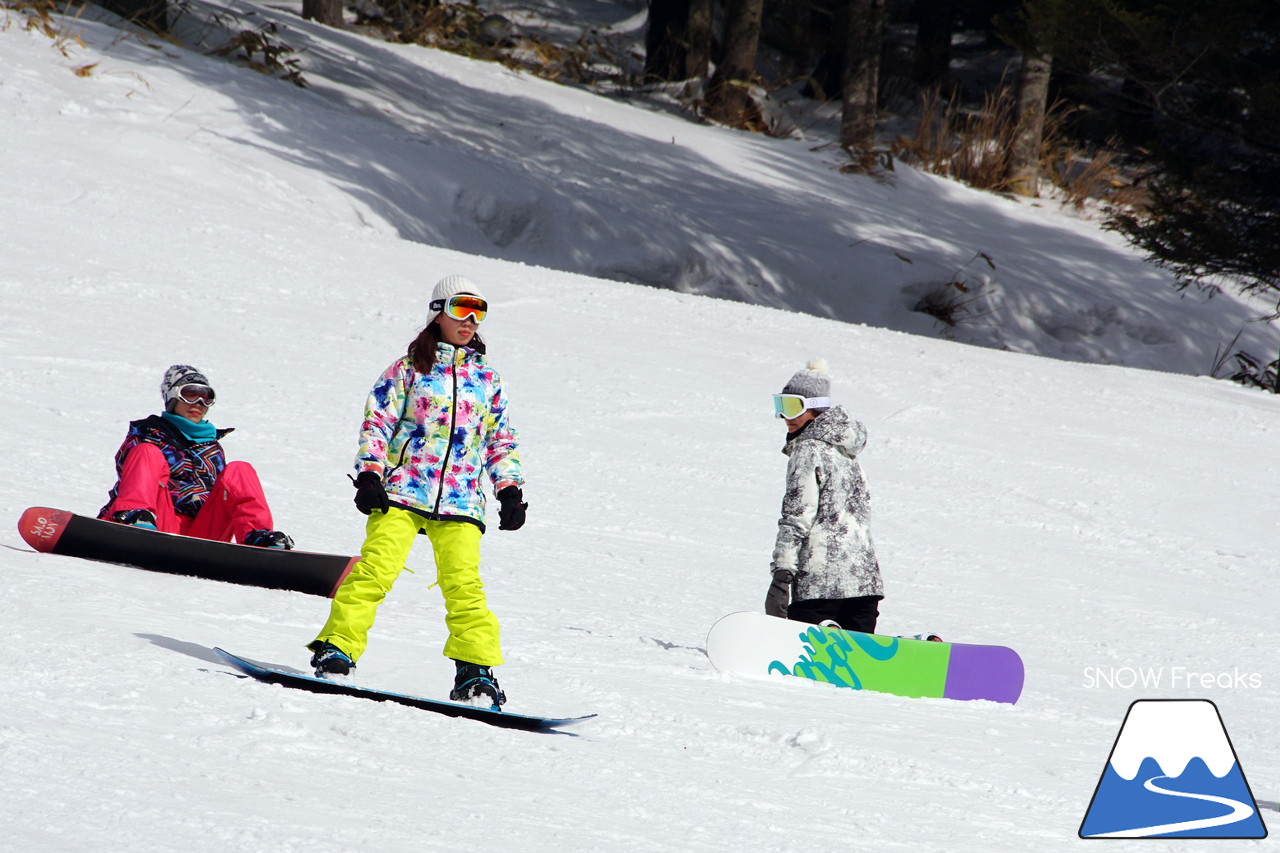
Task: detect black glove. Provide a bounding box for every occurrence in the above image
[351,471,389,515]
[496,485,527,530]
[765,569,794,618]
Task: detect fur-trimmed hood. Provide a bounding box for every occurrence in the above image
[783,406,866,460]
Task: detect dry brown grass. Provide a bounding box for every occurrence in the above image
[894,86,1146,211]
[911,250,998,330]
[208,22,308,88]
[892,86,1020,192]
[3,0,87,55]
[365,2,619,89]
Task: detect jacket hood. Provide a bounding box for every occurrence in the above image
[783,406,860,458]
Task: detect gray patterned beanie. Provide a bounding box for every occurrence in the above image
[781,357,831,399]
[161,364,212,408]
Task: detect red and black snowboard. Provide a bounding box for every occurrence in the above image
[17,506,357,598]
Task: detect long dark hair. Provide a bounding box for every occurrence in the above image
[407,320,487,373]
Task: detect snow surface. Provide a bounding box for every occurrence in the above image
[2,3,1278,851]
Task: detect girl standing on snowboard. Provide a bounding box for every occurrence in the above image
[309,275,527,708]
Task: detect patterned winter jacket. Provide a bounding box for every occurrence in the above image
[98,415,232,519]
[771,406,884,602]
[355,345,523,532]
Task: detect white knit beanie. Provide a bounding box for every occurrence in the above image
[430,275,485,312]
[781,357,831,399]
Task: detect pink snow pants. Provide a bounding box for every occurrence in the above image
[102,442,274,543]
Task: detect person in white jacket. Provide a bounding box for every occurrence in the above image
[765,358,884,632]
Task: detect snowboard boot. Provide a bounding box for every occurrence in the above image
[243,529,295,550]
[310,642,354,678]
[449,662,506,710]
[111,509,157,530]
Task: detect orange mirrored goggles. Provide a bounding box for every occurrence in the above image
[431,294,488,324]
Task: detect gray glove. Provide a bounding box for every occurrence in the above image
[765,569,794,618]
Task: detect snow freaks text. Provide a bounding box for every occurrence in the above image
[1083,667,1262,690]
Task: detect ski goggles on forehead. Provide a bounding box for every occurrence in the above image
[176,384,216,406]
[430,294,488,324]
[772,394,829,419]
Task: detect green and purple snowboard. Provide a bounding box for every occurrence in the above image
[706,611,1024,704]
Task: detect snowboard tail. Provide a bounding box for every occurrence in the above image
[706,611,1023,704]
[213,649,596,732]
[18,507,357,597]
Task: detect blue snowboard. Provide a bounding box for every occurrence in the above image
[214,649,596,732]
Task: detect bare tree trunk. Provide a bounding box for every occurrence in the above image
[645,0,692,81]
[685,0,712,80]
[302,0,343,26]
[805,2,849,101]
[645,0,712,82]
[1006,48,1053,196]
[839,0,885,151]
[704,0,765,127]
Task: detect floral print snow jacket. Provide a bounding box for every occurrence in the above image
[355,345,522,532]
[98,415,231,519]
[771,406,884,602]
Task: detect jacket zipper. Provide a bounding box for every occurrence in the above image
[431,348,461,516]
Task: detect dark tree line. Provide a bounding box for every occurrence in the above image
[646,0,896,146]
[646,0,1280,307]
[88,0,1278,315]
[1058,0,1280,303]
[645,0,1035,159]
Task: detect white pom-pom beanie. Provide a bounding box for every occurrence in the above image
[781,357,831,399]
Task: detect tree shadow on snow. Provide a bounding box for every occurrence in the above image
[77,0,1279,372]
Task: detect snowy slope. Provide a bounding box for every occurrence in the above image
[2,5,1278,851]
[5,0,1278,374]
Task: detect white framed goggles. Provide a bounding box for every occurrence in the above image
[772,394,829,419]
[430,294,488,324]
[176,383,216,406]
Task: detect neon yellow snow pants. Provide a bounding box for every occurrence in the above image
[310,507,502,666]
